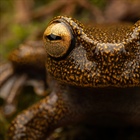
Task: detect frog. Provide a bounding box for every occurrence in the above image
[2,16,139,139]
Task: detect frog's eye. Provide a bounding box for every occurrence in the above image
[47,34,62,41]
[43,22,73,58]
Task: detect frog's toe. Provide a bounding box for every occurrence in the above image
[0,74,27,116]
[0,59,47,116]
[25,79,48,96]
[0,62,14,86]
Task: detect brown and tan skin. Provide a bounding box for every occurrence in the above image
[9,16,140,139]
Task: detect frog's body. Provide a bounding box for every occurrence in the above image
[2,16,140,139]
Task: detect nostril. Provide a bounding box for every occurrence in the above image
[46,34,62,41]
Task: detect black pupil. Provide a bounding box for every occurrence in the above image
[47,34,61,41]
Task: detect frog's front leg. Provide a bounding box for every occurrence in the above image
[0,41,47,116]
[8,85,78,140]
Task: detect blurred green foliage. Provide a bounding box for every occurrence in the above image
[0,0,106,59]
[90,0,106,8]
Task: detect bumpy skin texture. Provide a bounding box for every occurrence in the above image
[46,17,140,87]
[9,16,140,140]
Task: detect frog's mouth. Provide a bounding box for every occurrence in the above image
[45,43,140,88]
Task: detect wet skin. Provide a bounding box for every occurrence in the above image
[8,16,140,139]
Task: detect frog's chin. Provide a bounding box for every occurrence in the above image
[48,72,139,89]
[46,45,140,88]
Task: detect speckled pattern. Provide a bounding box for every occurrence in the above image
[8,16,140,140]
[45,16,140,87]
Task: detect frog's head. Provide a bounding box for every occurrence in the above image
[43,16,140,88]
